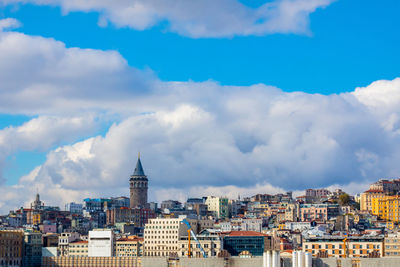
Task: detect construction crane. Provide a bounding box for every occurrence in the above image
[342,232,348,258]
[182,219,207,258]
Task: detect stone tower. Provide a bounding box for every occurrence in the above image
[130,155,148,208]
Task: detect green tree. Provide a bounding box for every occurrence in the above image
[339,193,350,206]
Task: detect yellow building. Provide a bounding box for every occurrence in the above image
[115,236,143,257]
[68,240,88,257]
[360,190,386,211]
[371,195,400,222]
[303,236,383,258]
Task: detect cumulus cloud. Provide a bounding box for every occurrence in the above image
[1,0,334,37]
[1,24,400,213]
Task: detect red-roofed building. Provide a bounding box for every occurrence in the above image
[223,231,279,256]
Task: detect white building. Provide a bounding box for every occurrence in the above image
[205,196,229,219]
[88,229,114,257]
[144,216,198,257]
[241,218,262,232]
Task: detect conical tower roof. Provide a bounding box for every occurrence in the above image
[133,156,145,176]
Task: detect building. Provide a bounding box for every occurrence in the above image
[143,217,198,257]
[115,236,143,257]
[178,229,222,257]
[42,256,139,266]
[223,231,276,256]
[0,230,23,267]
[65,202,83,214]
[88,229,114,257]
[303,235,384,258]
[130,155,148,208]
[372,195,400,222]
[83,198,111,212]
[306,188,330,198]
[161,200,182,211]
[384,233,400,256]
[241,218,263,232]
[369,179,400,193]
[58,232,80,256]
[106,207,134,225]
[31,193,44,211]
[68,240,88,257]
[360,189,386,211]
[300,204,339,222]
[205,196,229,219]
[23,231,42,267]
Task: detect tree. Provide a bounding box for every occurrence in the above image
[339,193,350,206]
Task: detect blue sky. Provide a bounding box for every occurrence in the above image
[0,0,400,211]
[3,0,400,93]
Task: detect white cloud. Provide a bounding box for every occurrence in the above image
[1,25,400,213]
[0,18,21,31]
[1,0,334,38]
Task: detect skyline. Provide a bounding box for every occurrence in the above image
[0,0,400,213]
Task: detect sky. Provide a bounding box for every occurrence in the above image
[0,0,400,213]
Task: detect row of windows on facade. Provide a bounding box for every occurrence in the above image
[145,240,178,244]
[307,249,379,255]
[0,260,20,265]
[305,244,380,249]
[145,229,179,233]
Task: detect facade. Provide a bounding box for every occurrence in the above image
[371,195,400,222]
[115,236,143,257]
[88,229,114,257]
[384,233,400,256]
[130,156,148,208]
[369,179,400,193]
[205,196,229,219]
[23,231,42,267]
[360,189,386,211]
[223,231,272,256]
[178,230,222,257]
[306,188,330,198]
[58,232,80,256]
[42,256,140,267]
[303,236,384,258]
[65,202,83,214]
[143,217,198,257]
[0,230,23,267]
[300,204,339,222]
[68,240,88,257]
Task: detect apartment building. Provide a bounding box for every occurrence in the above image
[372,195,400,222]
[178,229,222,257]
[205,196,229,219]
[300,204,339,222]
[58,232,80,256]
[115,236,143,257]
[360,189,386,211]
[0,230,23,267]
[303,236,384,258]
[68,240,88,257]
[143,217,197,257]
[384,233,400,256]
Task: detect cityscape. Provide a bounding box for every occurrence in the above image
[1,0,400,267]
[1,156,400,266]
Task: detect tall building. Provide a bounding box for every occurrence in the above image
[0,230,23,267]
[23,231,42,267]
[205,196,229,219]
[130,155,148,208]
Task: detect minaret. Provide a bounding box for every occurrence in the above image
[130,154,148,208]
